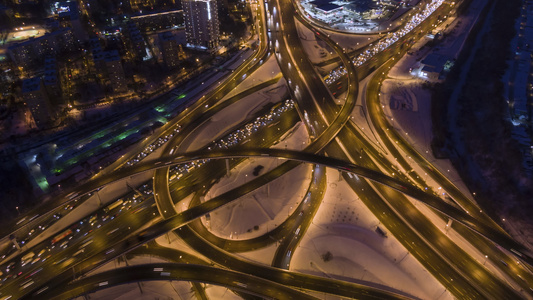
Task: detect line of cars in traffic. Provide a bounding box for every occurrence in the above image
[0,97,297,298]
[0,183,155,296]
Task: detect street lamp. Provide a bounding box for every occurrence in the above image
[15,207,20,215]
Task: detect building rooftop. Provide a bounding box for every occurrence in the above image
[345,0,376,13]
[159,31,175,41]
[44,68,57,75]
[421,53,449,69]
[44,56,56,66]
[8,27,72,50]
[421,64,440,74]
[103,50,121,62]
[127,21,138,29]
[46,18,60,30]
[59,11,79,20]
[45,64,56,72]
[89,37,102,49]
[130,32,144,43]
[56,1,79,19]
[310,0,342,12]
[44,74,58,86]
[22,77,42,93]
[131,9,183,19]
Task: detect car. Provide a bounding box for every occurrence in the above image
[107,228,119,236]
[19,279,34,290]
[6,262,15,272]
[53,257,67,265]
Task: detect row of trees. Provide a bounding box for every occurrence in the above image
[431,0,533,225]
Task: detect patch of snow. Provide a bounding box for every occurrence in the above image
[291,168,451,300]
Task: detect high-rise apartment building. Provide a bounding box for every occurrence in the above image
[103,50,128,93]
[56,1,87,41]
[129,0,156,11]
[159,31,182,68]
[131,9,184,31]
[8,28,77,69]
[43,56,61,100]
[125,21,147,60]
[22,77,54,129]
[182,0,219,50]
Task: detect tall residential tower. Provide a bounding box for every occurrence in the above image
[182,0,219,50]
[22,77,54,129]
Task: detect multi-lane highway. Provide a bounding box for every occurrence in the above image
[2,0,533,298]
[3,147,531,298]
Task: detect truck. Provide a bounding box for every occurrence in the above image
[51,229,73,244]
[104,199,124,213]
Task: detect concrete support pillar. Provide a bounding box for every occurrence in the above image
[9,235,20,250]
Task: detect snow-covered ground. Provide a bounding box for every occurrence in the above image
[324,30,380,53]
[291,168,452,300]
[205,285,243,300]
[225,48,256,71]
[271,122,309,151]
[8,48,288,262]
[201,122,311,240]
[380,78,471,195]
[296,20,336,64]
[183,78,288,151]
[349,75,388,155]
[352,2,481,203]
[223,55,282,99]
[203,162,312,240]
[365,3,531,295]
[180,106,453,299]
[295,19,380,65]
[237,243,278,265]
[14,4,505,300]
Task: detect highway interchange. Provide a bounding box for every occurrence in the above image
[1,0,533,299]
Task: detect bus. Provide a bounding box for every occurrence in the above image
[104,200,124,213]
[52,229,72,244]
[21,252,35,266]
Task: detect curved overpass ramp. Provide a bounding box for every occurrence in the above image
[58,148,533,267]
[37,263,318,300]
